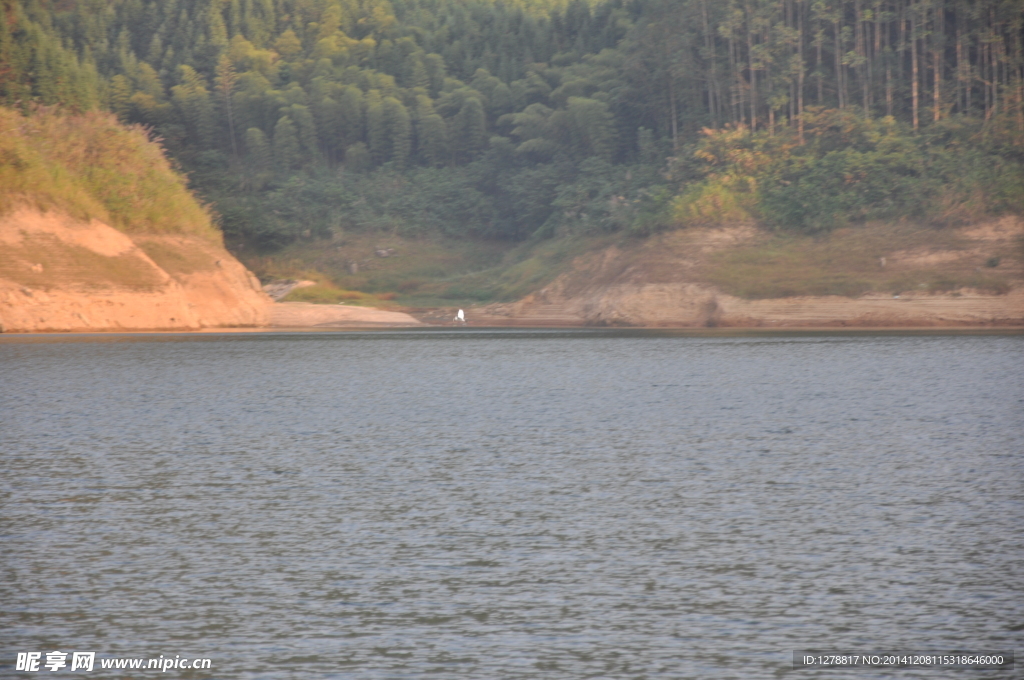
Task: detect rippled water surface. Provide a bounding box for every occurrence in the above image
[2,330,1022,679]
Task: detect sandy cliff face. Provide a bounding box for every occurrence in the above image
[0,209,271,332]
[479,218,1024,327]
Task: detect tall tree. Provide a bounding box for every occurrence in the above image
[273,114,300,169]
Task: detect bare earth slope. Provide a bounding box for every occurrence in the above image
[0,209,271,332]
[477,218,1024,327]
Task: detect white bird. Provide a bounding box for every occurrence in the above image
[454,308,466,325]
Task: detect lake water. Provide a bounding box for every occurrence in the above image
[2,330,1022,679]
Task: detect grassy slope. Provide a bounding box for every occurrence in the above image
[0,230,167,291]
[0,107,219,240]
[702,222,1021,298]
[238,229,616,308]
[238,219,1022,309]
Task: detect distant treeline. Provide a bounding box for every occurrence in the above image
[1,0,1021,246]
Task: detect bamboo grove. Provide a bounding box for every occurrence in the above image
[1,0,1022,244]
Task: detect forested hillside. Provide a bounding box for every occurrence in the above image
[2,0,1021,265]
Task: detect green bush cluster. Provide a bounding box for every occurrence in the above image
[684,112,1024,233]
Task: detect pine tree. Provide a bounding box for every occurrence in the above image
[637,126,658,164]
[565,96,615,160]
[314,95,342,163]
[337,85,364,150]
[365,89,387,165]
[215,54,239,157]
[109,74,133,120]
[452,96,486,162]
[171,64,215,148]
[289,103,320,163]
[275,29,302,58]
[408,53,430,90]
[417,112,449,166]
[245,126,271,171]
[273,114,300,169]
[424,53,447,96]
[383,95,411,168]
[344,141,371,172]
[489,82,514,115]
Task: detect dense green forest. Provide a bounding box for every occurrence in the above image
[1,0,1022,253]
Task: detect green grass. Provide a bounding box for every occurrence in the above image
[706,238,875,298]
[240,230,611,307]
[239,215,1019,308]
[136,239,219,275]
[0,233,165,290]
[0,106,219,240]
[883,271,1012,295]
[281,285,371,304]
[703,222,1015,298]
[241,232,513,306]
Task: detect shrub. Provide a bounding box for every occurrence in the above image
[679,112,1023,233]
[672,178,755,227]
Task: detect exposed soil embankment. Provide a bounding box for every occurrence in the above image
[0,209,271,332]
[476,218,1024,327]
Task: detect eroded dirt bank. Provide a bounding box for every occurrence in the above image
[476,285,1024,327]
[475,218,1024,327]
[0,209,271,332]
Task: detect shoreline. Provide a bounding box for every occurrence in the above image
[3,324,1022,339]
[4,296,1023,336]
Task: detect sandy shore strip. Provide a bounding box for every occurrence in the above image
[268,302,423,328]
